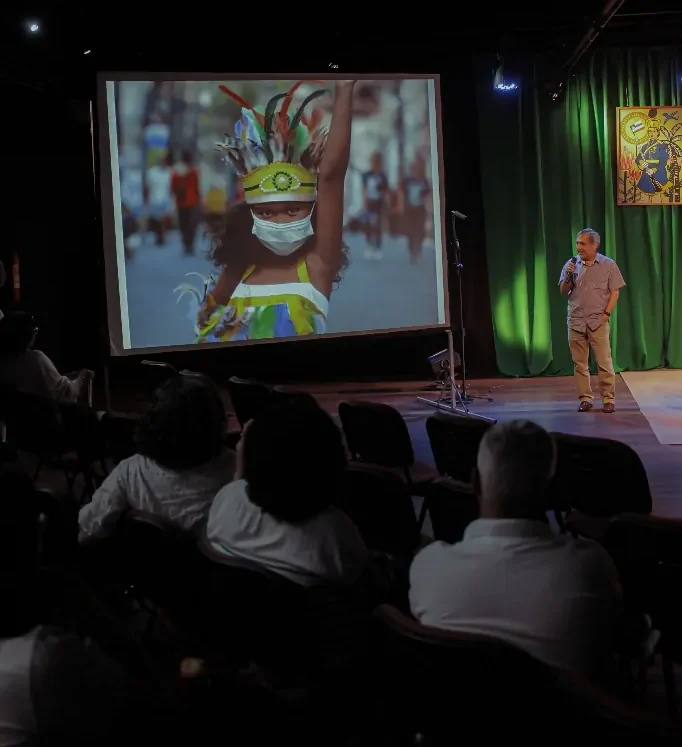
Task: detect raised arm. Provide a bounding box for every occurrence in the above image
[313,81,355,272]
[319,81,355,183]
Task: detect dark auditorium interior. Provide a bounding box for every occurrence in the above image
[1,1,682,744]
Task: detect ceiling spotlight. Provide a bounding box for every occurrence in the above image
[26,21,40,33]
[493,54,519,93]
[84,50,91,55]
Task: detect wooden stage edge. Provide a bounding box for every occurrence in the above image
[288,374,682,519]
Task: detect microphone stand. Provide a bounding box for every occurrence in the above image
[417,211,496,423]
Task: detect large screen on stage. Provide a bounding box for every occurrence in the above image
[96,74,449,354]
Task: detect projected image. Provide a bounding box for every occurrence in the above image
[104,76,446,350]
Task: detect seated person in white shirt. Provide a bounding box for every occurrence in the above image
[0,312,92,405]
[409,420,622,678]
[204,398,369,587]
[79,375,235,542]
[0,465,133,747]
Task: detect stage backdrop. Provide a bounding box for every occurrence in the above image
[477,46,681,376]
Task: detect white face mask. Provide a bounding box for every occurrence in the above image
[251,207,315,256]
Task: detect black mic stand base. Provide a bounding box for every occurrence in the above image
[417,380,497,424]
[458,388,495,404]
[417,330,497,424]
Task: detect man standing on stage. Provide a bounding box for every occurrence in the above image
[559,228,625,413]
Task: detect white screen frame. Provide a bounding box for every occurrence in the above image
[96,72,450,356]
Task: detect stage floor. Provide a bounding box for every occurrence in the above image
[294,374,682,518]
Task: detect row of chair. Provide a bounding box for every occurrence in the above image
[336,398,653,519]
[0,391,113,499]
[220,378,653,537]
[85,507,681,740]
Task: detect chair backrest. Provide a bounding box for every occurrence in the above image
[112,511,194,603]
[225,377,275,428]
[554,670,681,737]
[200,558,315,670]
[424,477,479,543]
[372,604,554,737]
[338,400,414,468]
[141,360,178,399]
[550,432,652,516]
[605,515,682,624]
[100,412,138,465]
[201,553,372,680]
[426,413,491,482]
[372,604,675,737]
[2,391,66,457]
[337,463,419,555]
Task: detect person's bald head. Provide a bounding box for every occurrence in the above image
[475,420,556,520]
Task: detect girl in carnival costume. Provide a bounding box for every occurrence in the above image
[176,80,355,342]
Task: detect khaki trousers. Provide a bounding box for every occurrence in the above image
[568,323,616,404]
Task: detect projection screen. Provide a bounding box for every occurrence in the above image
[96,74,449,354]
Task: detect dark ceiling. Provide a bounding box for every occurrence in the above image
[1,0,680,98]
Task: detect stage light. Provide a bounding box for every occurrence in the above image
[493,55,519,93]
[26,21,40,33]
[428,348,461,383]
[84,50,91,55]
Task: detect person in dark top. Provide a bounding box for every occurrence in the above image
[400,158,432,263]
[362,152,388,260]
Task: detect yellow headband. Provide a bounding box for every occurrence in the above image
[242,162,317,205]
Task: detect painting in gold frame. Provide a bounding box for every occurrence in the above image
[617,106,681,206]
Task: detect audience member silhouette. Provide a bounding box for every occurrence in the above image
[205,397,369,585]
[79,374,235,541]
[409,419,622,678]
[0,312,92,405]
[0,465,134,746]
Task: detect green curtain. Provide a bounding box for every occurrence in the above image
[478,47,681,376]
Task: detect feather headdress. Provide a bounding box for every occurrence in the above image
[216,80,330,204]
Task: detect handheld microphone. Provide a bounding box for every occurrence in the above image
[570,255,579,279]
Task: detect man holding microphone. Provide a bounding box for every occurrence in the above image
[559,228,625,413]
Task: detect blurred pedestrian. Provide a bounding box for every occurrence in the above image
[171,152,201,255]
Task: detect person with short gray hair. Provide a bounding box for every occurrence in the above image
[409,419,621,677]
[559,228,625,413]
[476,419,556,520]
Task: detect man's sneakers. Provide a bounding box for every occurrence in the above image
[602,402,615,413]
